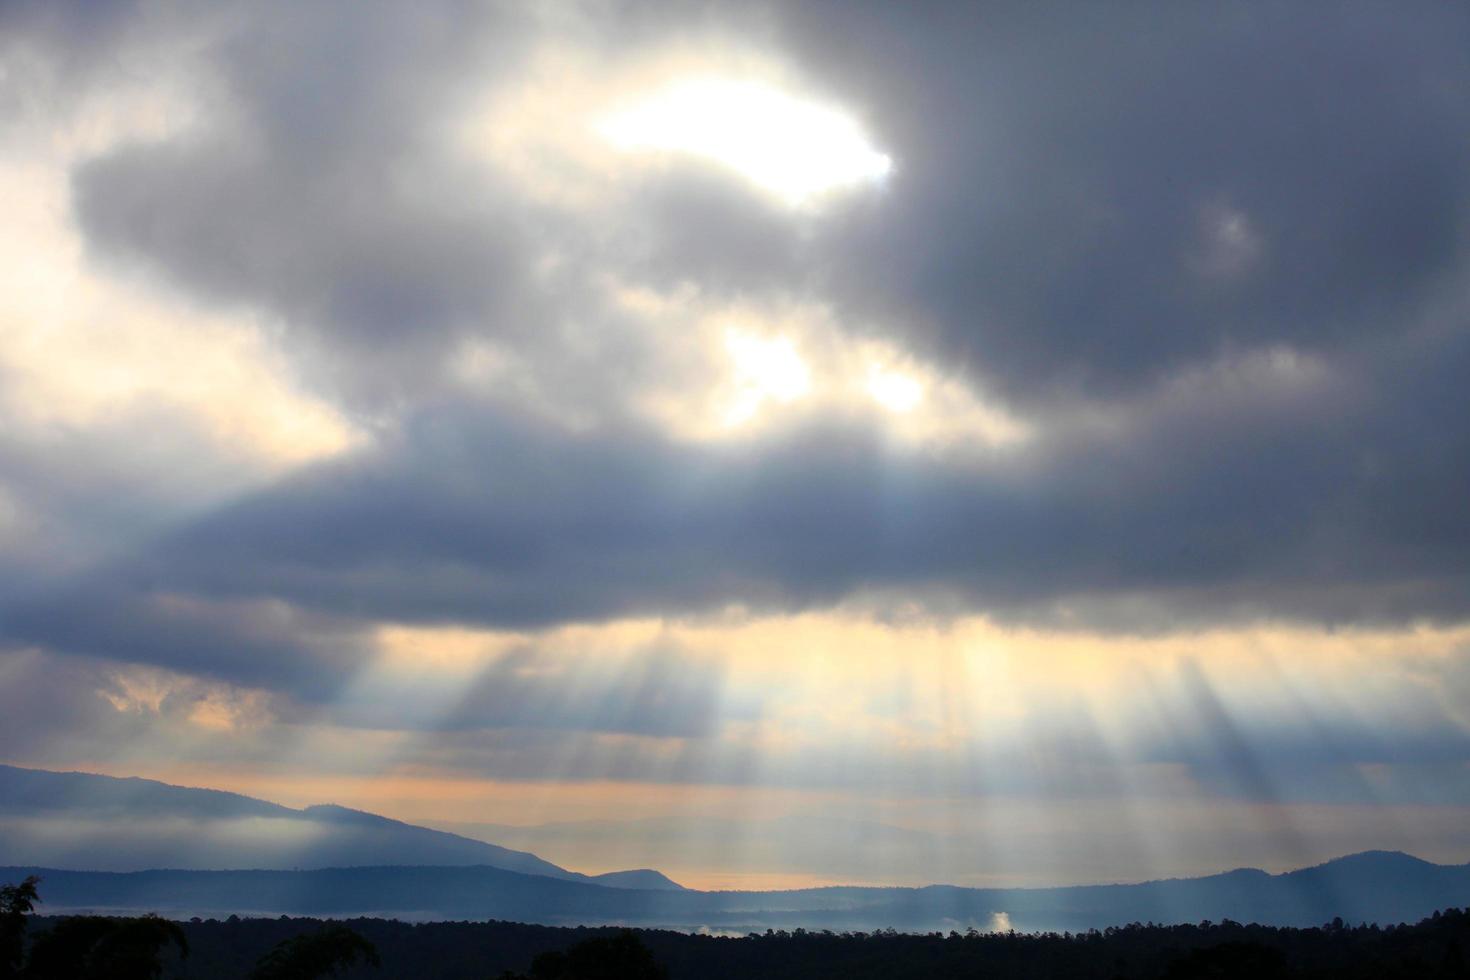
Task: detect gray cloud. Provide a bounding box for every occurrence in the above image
[0,378,284,607]
[0,651,144,762]
[19,309,1466,645]
[2,1,1469,766]
[3,582,371,700]
[66,1,1470,419]
[780,1,1470,401]
[4,314,1467,718]
[0,0,146,95]
[67,0,546,406]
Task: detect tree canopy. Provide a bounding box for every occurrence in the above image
[249,924,380,980]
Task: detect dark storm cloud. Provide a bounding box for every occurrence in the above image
[56,1,827,428]
[0,380,277,605]
[5,0,1466,663]
[68,0,546,405]
[68,1,1470,401]
[144,318,1470,630]
[3,581,371,700]
[77,138,535,402]
[778,1,1470,400]
[8,311,1466,694]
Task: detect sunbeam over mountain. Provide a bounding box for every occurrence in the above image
[2,1,1469,975]
[0,766,681,889]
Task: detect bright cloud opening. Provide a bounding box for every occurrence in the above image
[724,328,811,425]
[867,364,925,413]
[599,77,893,204]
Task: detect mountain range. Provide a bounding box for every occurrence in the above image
[3,764,1468,932]
[0,764,680,890]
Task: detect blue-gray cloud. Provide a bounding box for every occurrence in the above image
[782,1,1470,400]
[2,0,1468,711]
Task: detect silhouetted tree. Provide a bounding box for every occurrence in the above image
[249,924,380,979]
[0,877,40,980]
[498,931,667,980]
[23,913,187,980]
[11,904,1470,979]
[1163,940,1287,979]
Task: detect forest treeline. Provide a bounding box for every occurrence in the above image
[5,875,1469,978]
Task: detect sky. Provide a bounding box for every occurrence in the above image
[1,0,1469,891]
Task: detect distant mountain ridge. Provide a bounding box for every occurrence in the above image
[3,765,1466,931]
[4,850,1467,933]
[0,764,682,890]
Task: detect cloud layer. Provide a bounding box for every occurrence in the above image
[2,0,1469,884]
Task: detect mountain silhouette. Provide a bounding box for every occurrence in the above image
[584,869,685,891]
[4,765,1465,931]
[0,765,676,888]
[4,850,1466,933]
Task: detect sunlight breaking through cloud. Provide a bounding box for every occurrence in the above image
[599,77,893,204]
[3,0,1470,915]
[866,363,925,413]
[722,328,812,425]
